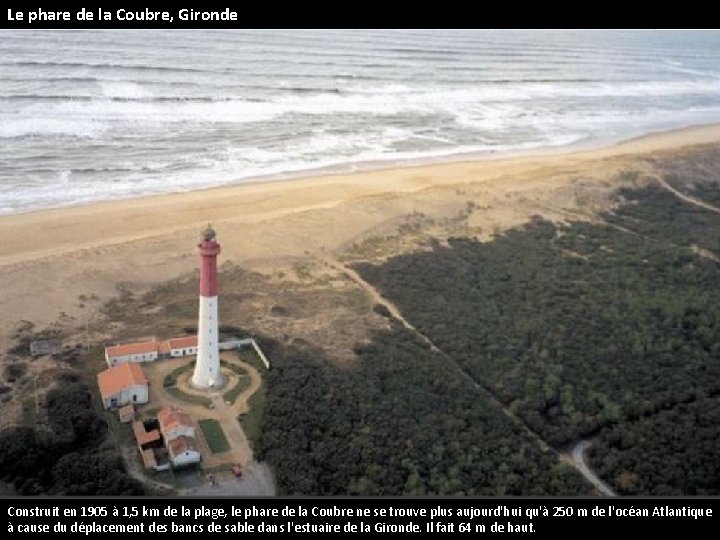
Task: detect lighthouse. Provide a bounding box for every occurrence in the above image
[192,225,224,389]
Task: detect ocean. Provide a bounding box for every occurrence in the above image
[1,29,719,215]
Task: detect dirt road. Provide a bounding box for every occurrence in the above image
[569,440,616,497]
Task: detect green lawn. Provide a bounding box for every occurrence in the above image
[165,386,212,408]
[163,362,193,388]
[238,383,265,451]
[237,345,267,372]
[161,362,212,408]
[220,361,251,404]
[222,375,251,404]
[198,419,230,454]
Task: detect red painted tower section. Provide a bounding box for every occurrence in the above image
[199,238,221,297]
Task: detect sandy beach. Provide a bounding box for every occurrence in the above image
[0,123,719,342]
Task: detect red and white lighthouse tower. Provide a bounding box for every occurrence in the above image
[192,225,224,389]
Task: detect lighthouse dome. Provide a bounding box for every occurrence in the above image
[202,224,216,242]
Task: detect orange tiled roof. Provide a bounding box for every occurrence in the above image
[168,336,198,350]
[142,448,157,469]
[105,340,159,358]
[97,363,148,399]
[157,405,194,433]
[168,435,198,458]
[105,336,198,358]
[118,404,135,418]
[133,421,161,446]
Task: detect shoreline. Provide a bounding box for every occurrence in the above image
[1,122,719,263]
[0,122,719,335]
[3,121,720,219]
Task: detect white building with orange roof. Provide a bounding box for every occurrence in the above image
[167,436,201,467]
[168,336,198,357]
[105,336,203,367]
[157,405,195,442]
[97,362,149,409]
[156,405,201,468]
[104,340,159,366]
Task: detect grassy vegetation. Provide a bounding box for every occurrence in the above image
[165,386,212,408]
[342,289,372,313]
[221,354,266,448]
[100,287,135,321]
[342,234,402,261]
[198,419,230,454]
[163,301,197,319]
[20,396,39,426]
[0,382,144,495]
[220,362,251,404]
[220,359,246,375]
[4,362,27,383]
[104,403,137,444]
[292,261,315,281]
[8,322,63,356]
[147,468,178,488]
[160,361,212,407]
[237,346,266,372]
[239,383,266,452]
[163,362,193,388]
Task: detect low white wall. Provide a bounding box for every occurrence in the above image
[219,338,270,369]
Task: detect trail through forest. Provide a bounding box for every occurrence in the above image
[569,440,616,496]
[323,254,615,496]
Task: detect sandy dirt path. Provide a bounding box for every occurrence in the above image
[568,440,616,497]
[655,176,720,215]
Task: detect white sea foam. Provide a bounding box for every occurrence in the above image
[99,80,151,99]
[1,29,719,214]
[0,116,107,139]
[0,129,592,214]
[3,78,719,139]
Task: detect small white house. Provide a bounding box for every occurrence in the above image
[105,341,159,367]
[97,362,148,410]
[167,436,201,467]
[157,405,195,442]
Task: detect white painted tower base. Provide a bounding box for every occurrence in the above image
[192,295,224,388]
